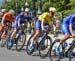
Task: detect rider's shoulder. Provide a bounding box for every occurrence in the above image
[18,12,24,16]
[4,12,9,16]
[70,14,75,18]
[40,12,49,17]
[42,12,49,15]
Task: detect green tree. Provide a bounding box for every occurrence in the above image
[1,0,75,18]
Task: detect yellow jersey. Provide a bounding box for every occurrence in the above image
[38,12,55,24]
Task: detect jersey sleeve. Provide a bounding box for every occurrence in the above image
[40,13,49,22]
[19,12,24,18]
[69,16,75,25]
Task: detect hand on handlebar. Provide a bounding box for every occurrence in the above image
[42,29,47,33]
[72,33,75,37]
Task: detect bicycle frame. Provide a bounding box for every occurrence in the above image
[65,38,75,54]
[36,28,51,49]
[15,23,26,39]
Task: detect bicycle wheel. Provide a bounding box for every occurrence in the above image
[39,36,52,58]
[49,39,63,61]
[26,33,35,55]
[65,39,75,60]
[65,39,75,54]
[1,30,12,47]
[16,31,26,51]
[1,35,8,47]
[6,30,13,49]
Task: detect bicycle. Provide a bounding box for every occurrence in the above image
[0,22,13,47]
[7,23,26,51]
[49,36,75,61]
[26,26,52,58]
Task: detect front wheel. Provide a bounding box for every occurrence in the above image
[26,33,35,55]
[1,31,12,47]
[16,31,26,51]
[49,39,63,61]
[39,36,52,58]
[6,30,14,50]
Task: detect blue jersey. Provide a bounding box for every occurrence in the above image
[62,14,75,34]
[15,12,31,23]
[14,12,31,28]
[63,14,75,27]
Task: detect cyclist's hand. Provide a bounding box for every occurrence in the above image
[42,29,47,33]
[72,33,75,37]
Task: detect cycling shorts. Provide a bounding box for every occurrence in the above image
[36,20,49,30]
[14,20,26,29]
[62,24,75,35]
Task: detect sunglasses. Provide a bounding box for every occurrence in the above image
[50,11,55,15]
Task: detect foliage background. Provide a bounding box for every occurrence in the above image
[1,0,75,18]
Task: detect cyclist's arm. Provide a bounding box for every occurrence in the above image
[18,18,21,27]
[27,20,31,28]
[53,24,56,31]
[1,15,5,26]
[41,19,45,30]
[69,24,73,35]
[27,17,32,28]
[28,22,30,28]
[53,18,56,32]
[69,17,75,36]
[12,16,15,23]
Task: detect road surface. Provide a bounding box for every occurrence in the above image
[0,34,75,61]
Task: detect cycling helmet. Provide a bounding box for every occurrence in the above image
[1,9,6,13]
[25,8,30,12]
[49,7,56,12]
[9,9,15,15]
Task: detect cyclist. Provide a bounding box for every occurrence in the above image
[28,7,57,51]
[56,14,75,56]
[0,9,15,40]
[7,8,31,48]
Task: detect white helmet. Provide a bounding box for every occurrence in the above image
[0,12,3,16]
[49,7,56,12]
[9,9,15,15]
[25,8,30,12]
[1,9,6,13]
